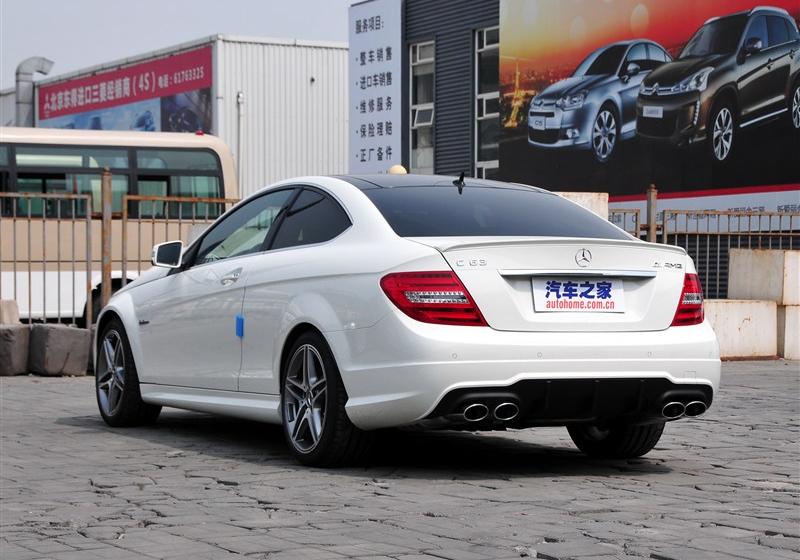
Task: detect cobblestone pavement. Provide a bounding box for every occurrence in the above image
[1,361,798,560]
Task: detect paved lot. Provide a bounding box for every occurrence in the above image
[1,361,798,560]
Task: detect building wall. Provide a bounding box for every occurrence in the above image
[404,0,499,176]
[215,36,349,197]
[0,89,15,127]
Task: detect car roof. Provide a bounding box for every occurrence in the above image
[335,174,551,194]
[704,6,790,25]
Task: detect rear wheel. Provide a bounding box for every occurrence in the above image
[567,422,665,459]
[280,331,372,467]
[95,318,161,427]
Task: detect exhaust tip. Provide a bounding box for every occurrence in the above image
[493,402,519,421]
[463,403,489,422]
[662,401,685,420]
[684,401,707,417]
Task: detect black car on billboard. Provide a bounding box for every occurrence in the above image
[528,40,673,163]
[636,6,800,164]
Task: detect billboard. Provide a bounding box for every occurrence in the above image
[37,46,213,133]
[499,0,800,213]
[349,0,403,173]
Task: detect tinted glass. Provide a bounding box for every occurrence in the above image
[15,146,128,168]
[364,185,629,239]
[137,149,218,170]
[647,45,670,63]
[767,16,790,45]
[680,15,748,57]
[625,44,648,65]
[0,145,8,167]
[575,45,626,76]
[478,48,499,94]
[196,190,293,264]
[788,18,800,40]
[271,189,351,250]
[746,16,770,48]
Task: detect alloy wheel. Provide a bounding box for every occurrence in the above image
[283,344,328,453]
[592,110,617,162]
[712,107,733,161]
[97,330,126,416]
[792,87,800,129]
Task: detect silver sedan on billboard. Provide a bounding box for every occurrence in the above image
[528,40,673,163]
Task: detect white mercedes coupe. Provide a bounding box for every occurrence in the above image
[95,174,720,466]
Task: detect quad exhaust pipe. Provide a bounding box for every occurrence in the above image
[463,403,489,422]
[462,401,520,423]
[662,400,708,419]
[493,402,519,421]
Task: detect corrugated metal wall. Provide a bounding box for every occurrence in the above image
[0,89,16,127]
[216,37,349,197]
[404,0,499,176]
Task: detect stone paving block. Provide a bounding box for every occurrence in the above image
[0,324,29,376]
[0,299,21,323]
[27,323,91,376]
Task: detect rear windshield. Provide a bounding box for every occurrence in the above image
[363,186,630,240]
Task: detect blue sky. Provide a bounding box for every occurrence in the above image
[0,0,352,89]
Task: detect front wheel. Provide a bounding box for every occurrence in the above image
[708,101,735,163]
[591,105,619,163]
[280,331,373,467]
[95,318,161,427]
[790,81,800,131]
[567,422,665,459]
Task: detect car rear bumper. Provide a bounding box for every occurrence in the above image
[328,310,721,430]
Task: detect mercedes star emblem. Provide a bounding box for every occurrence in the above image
[575,248,592,267]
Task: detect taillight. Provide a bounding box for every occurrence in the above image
[671,273,704,326]
[380,271,487,326]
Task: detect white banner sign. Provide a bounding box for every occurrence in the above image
[349,0,402,173]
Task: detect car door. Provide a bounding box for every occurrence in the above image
[738,15,780,122]
[239,187,352,394]
[136,188,295,390]
[619,43,650,132]
[764,15,793,109]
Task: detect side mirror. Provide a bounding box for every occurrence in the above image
[625,62,641,77]
[743,37,762,56]
[151,240,184,269]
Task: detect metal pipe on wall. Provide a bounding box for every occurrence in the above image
[15,57,54,126]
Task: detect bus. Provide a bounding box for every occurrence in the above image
[0,127,238,323]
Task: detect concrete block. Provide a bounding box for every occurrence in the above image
[555,192,609,218]
[777,305,800,360]
[0,299,20,324]
[705,299,777,359]
[728,249,799,305]
[0,325,30,376]
[28,324,91,376]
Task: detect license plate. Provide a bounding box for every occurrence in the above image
[532,277,625,313]
[532,117,546,130]
[643,105,663,119]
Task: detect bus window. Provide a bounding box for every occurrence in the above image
[15,146,128,169]
[137,149,218,170]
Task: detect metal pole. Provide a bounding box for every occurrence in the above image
[101,167,112,308]
[646,184,657,243]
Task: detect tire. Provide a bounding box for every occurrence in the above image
[567,422,665,459]
[280,331,373,467]
[95,317,161,427]
[790,81,800,132]
[591,103,620,164]
[707,99,735,164]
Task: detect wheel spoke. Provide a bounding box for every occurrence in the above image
[290,404,309,442]
[102,338,115,371]
[310,378,327,406]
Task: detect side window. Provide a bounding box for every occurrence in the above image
[195,189,293,264]
[647,44,670,64]
[787,18,800,41]
[746,15,769,48]
[270,189,351,250]
[624,44,648,70]
[767,16,790,46]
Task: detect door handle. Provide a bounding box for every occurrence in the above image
[220,268,242,286]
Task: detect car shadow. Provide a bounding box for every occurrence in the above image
[57,409,673,479]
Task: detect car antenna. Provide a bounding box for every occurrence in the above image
[452,171,466,195]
